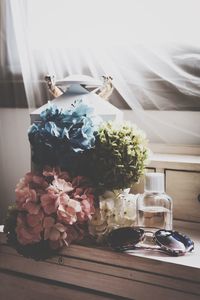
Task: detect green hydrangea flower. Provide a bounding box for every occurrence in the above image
[85,121,149,191]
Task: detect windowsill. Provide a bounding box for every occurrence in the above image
[149,152,200,171]
[149,143,200,156]
[0,221,200,282]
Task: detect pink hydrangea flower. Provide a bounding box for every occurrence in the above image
[50,177,74,194]
[77,194,95,222]
[24,172,48,190]
[15,185,37,208]
[15,173,48,214]
[65,225,84,244]
[15,183,40,215]
[72,185,95,222]
[41,176,74,215]
[16,213,43,245]
[14,169,96,250]
[24,201,41,215]
[26,209,44,229]
[57,194,81,225]
[40,191,59,215]
[43,216,68,249]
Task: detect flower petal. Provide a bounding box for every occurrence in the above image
[49,228,60,241]
[54,223,66,232]
[43,216,55,228]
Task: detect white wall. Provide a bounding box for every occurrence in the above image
[0,109,30,223]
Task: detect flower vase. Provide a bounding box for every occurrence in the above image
[89,189,138,243]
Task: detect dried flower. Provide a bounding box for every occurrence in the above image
[85,121,149,190]
[89,190,138,241]
[6,168,96,253]
[28,101,102,168]
[43,216,68,249]
[16,212,43,245]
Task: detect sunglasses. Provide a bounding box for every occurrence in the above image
[107,227,194,256]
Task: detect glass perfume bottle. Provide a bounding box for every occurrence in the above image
[137,173,172,230]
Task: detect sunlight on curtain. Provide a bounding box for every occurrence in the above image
[7,0,200,110]
[28,0,200,47]
[2,0,200,144]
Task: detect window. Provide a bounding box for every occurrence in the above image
[1,0,200,146]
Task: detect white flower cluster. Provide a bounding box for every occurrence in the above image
[89,189,138,242]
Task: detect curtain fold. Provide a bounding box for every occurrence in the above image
[0,0,200,144]
[2,0,200,111]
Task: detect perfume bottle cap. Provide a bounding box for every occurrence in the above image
[144,173,165,193]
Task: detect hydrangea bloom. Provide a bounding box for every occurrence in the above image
[13,167,96,250]
[84,121,149,190]
[15,173,48,214]
[43,216,68,249]
[89,189,138,242]
[57,195,81,225]
[16,212,44,245]
[28,101,102,168]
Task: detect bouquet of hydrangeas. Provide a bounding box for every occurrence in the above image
[4,99,149,258]
[5,167,95,258]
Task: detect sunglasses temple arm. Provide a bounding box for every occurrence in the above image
[118,245,171,255]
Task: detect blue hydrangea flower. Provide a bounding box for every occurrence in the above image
[40,103,64,122]
[28,100,102,168]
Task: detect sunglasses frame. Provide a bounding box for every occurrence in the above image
[107,227,194,256]
[154,229,194,256]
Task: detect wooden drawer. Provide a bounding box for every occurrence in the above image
[166,170,200,223]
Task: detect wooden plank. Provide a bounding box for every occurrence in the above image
[0,256,199,300]
[0,271,125,300]
[46,255,200,295]
[1,244,199,295]
[1,227,200,300]
[1,227,200,285]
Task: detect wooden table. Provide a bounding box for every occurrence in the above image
[0,222,200,300]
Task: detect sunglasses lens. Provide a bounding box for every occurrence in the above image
[155,230,194,255]
[107,227,144,250]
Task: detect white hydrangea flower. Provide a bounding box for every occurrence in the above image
[89,190,139,242]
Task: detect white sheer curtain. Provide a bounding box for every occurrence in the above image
[1,0,200,144]
[3,0,200,109]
